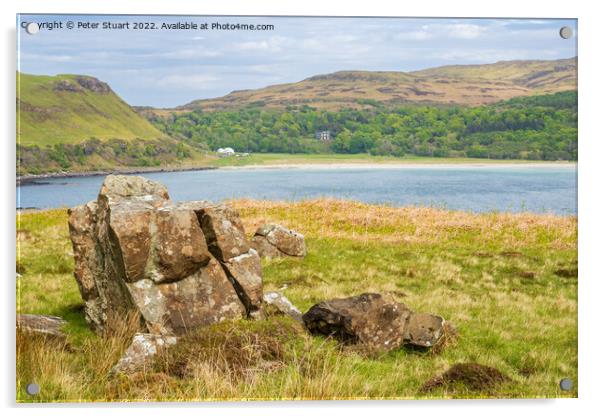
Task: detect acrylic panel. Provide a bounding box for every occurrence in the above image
[16,15,577,402]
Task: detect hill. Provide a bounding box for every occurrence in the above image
[173,58,576,113]
[17,73,166,146]
[16,73,201,176]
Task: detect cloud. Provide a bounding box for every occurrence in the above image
[159,49,222,59]
[445,23,486,39]
[156,74,220,90]
[17,15,577,107]
[21,52,74,62]
[396,23,487,41]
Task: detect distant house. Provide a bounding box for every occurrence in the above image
[217,147,235,157]
[315,130,331,141]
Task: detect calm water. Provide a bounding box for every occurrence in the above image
[17,166,577,215]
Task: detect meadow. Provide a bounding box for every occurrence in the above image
[16,199,577,401]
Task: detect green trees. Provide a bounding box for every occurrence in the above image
[153,91,577,161]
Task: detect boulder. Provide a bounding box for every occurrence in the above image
[251,224,306,259]
[302,293,447,352]
[112,333,177,374]
[68,175,263,336]
[17,314,66,339]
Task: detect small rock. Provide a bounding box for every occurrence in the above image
[112,333,177,374]
[403,312,445,348]
[263,291,303,322]
[17,314,66,339]
[251,224,306,259]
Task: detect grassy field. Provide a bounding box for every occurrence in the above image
[207,153,571,168]
[18,152,568,178]
[16,199,577,402]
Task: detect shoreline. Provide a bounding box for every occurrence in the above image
[16,165,218,185]
[16,160,576,184]
[220,161,577,170]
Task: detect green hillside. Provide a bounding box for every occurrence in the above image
[17,73,165,146]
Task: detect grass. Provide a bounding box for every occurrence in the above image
[16,199,577,401]
[205,153,570,168]
[17,73,165,146]
[18,151,568,178]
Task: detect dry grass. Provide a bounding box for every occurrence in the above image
[231,198,576,248]
[16,199,577,401]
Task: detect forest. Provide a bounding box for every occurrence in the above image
[150,91,577,161]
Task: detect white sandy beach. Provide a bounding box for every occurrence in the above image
[221,162,577,171]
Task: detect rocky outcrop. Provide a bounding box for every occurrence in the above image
[251,224,306,259]
[16,314,66,339]
[302,293,446,352]
[75,76,112,93]
[68,175,263,336]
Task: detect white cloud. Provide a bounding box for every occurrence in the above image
[395,30,434,41]
[22,52,74,62]
[159,49,222,59]
[445,23,486,39]
[395,23,486,41]
[156,74,220,90]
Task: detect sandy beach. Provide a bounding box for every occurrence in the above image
[220,162,577,170]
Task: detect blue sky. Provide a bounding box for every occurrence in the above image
[17,15,577,107]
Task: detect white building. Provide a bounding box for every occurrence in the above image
[217,147,235,157]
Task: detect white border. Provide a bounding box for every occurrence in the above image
[3,1,601,415]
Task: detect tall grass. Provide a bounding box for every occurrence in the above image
[16,201,577,401]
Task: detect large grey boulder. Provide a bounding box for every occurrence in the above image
[68,175,263,336]
[251,224,306,259]
[302,293,447,352]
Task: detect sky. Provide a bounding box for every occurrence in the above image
[17,15,577,108]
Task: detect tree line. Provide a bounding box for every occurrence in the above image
[149,91,577,161]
